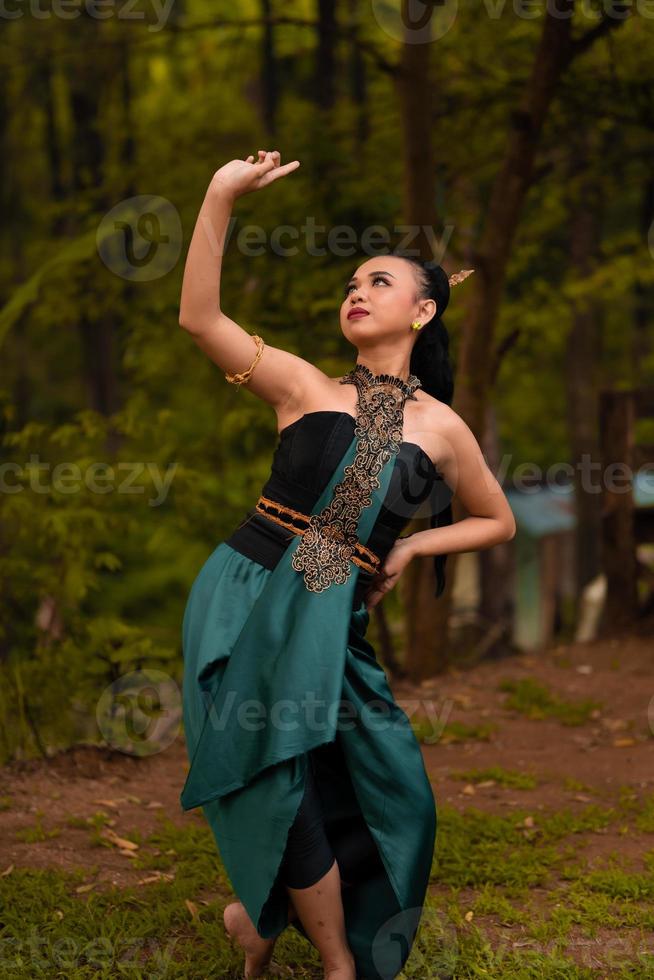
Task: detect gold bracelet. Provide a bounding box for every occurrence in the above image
[225,334,265,387]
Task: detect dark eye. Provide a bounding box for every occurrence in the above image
[343,275,388,296]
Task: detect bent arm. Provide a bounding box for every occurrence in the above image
[407,410,516,559]
[178,179,320,412]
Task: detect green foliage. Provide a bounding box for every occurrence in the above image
[15,809,61,844]
[498,678,602,726]
[1,0,652,763]
[450,765,539,789]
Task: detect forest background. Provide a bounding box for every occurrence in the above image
[1,0,652,763]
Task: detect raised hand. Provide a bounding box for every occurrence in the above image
[211,150,300,200]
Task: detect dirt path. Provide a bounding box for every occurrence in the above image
[2,626,652,886]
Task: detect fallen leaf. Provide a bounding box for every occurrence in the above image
[603,718,628,732]
[1,865,14,877]
[137,872,174,885]
[185,899,200,923]
[101,828,139,851]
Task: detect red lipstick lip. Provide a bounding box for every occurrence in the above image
[347,309,369,319]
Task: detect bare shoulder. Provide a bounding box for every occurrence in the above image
[414,390,459,426]
[423,394,471,434]
[411,391,464,468]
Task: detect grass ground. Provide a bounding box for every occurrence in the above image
[1,625,653,978]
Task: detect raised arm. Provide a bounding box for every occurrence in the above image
[178,150,322,412]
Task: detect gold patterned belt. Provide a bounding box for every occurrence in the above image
[254,494,381,576]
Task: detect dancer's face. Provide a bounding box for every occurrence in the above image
[339,256,435,346]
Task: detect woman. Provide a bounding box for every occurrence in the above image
[178,150,516,980]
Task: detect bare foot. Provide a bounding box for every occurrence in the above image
[223,901,277,978]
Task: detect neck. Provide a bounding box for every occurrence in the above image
[354,357,412,383]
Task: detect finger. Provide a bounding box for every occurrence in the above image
[263,160,301,182]
[245,155,255,162]
[255,151,277,172]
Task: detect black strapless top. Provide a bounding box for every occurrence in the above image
[224,410,442,608]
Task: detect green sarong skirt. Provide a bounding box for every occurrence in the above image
[179,431,437,979]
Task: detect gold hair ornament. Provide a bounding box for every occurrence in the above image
[448,268,475,287]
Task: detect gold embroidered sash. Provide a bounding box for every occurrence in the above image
[290,363,422,592]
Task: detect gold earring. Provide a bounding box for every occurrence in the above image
[410,320,422,331]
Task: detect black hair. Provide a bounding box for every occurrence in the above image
[395,254,455,599]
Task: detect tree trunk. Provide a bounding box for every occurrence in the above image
[260,0,279,136]
[564,130,604,605]
[395,0,438,259]
[395,3,447,681]
[599,391,638,629]
[67,13,121,423]
[456,2,578,437]
[633,176,654,382]
[347,0,369,148]
[316,0,337,111]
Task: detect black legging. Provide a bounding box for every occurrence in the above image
[279,751,383,889]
